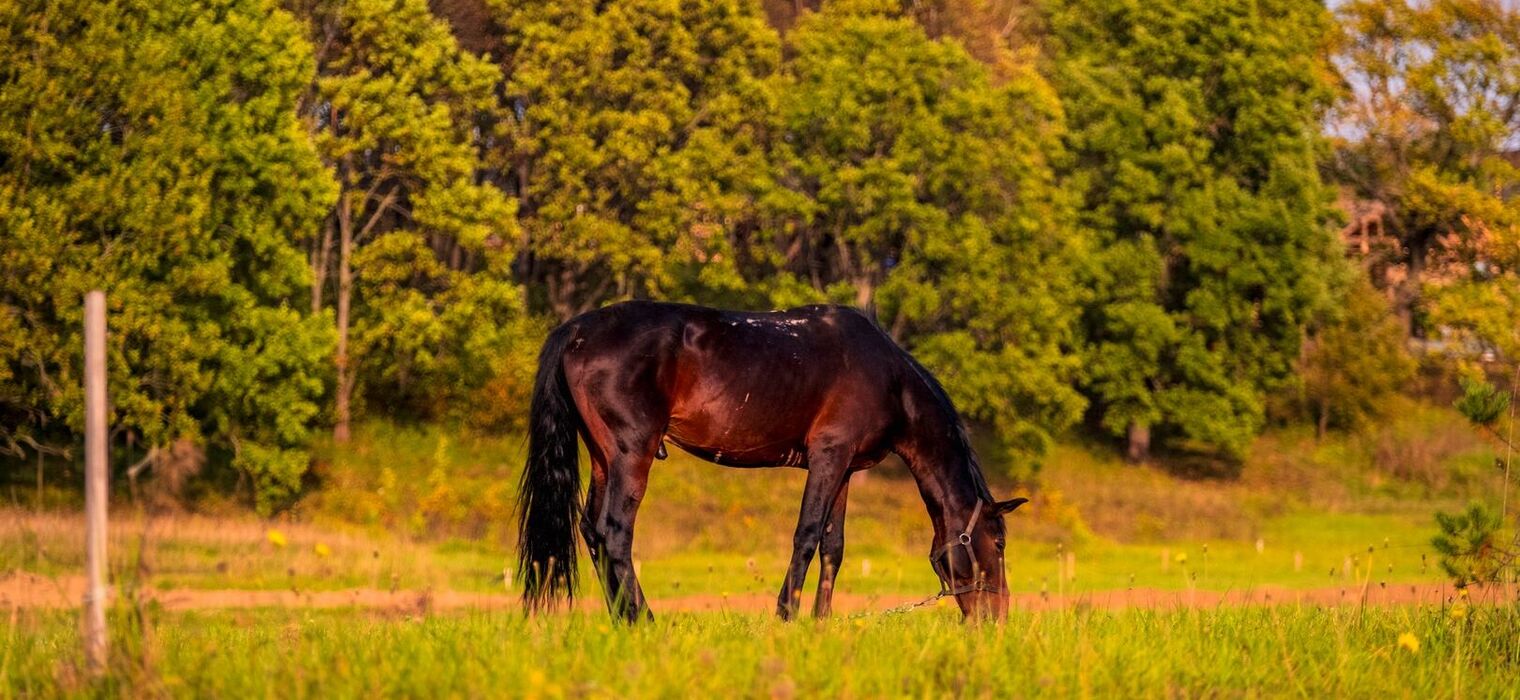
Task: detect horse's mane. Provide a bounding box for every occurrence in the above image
[894,347,995,504]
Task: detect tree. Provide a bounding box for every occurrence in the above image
[1043,0,1341,460]
[1335,0,1520,522]
[493,0,782,318]
[1296,274,1416,437]
[0,0,335,511]
[291,0,520,439]
[1333,0,1520,335]
[759,0,1087,472]
[1432,502,1514,587]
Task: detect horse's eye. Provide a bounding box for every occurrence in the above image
[995,539,1006,551]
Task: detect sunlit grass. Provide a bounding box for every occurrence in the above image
[5,604,1518,697]
[0,506,1455,601]
[2,405,1513,696]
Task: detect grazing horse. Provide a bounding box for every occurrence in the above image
[516,301,1026,622]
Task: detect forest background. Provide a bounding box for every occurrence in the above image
[3,0,1518,517]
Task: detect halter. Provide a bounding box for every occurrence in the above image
[929,499,1005,597]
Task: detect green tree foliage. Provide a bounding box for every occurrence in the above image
[291,0,528,437]
[493,0,781,317]
[1043,0,1340,460]
[9,0,1502,508]
[1295,275,1416,437]
[759,0,1086,471]
[1432,502,1513,587]
[1334,0,1520,334]
[0,0,335,511]
[1455,375,1509,428]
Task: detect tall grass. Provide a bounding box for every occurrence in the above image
[2,404,1495,601]
[5,604,1518,698]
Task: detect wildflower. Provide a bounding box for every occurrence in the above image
[314,543,331,558]
[1398,632,1419,654]
[1450,601,1468,620]
[266,529,287,548]
[1174,552,1188,565]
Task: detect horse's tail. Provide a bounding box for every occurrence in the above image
[516,323,582,611]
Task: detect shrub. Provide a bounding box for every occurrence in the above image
[1432,502,1514,587]
[1295,277,1416,437]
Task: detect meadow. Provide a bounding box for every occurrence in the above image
[4,401,1518,697]
[5,603,1519,697]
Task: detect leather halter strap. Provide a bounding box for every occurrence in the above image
[933,499,983,560]
[930,499,1004,596]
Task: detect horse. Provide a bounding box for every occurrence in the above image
[515,300,1026,622]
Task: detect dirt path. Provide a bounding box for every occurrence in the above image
[3,573,1500,615]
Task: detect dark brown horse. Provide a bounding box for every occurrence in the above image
[516,301,1025,622]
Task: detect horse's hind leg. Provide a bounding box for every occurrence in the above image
[580,456,607,599]
[590,438,659,623]
[812,478,850,618]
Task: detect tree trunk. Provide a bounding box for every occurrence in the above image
[854,274,874,315]
[312,218,334,314]
[1398,234,1429,338]
[546,267,577,321]
[1316,398,1330,441]
[1125,422,1150,463]
[334,189,355,444]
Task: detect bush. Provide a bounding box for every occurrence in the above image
[1294,277,1416,436]
[1432,502,1514,587]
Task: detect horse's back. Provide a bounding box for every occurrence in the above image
[557,301,907,466]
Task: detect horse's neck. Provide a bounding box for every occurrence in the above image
[896,398,982,529]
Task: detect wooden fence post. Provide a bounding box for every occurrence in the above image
[83,290,108,674]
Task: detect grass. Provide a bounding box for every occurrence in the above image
[0,500,1459,600]
[2,401,1496,599]
[2,403,1516,697]
[0,510,507,595]
[5,603,1519,698]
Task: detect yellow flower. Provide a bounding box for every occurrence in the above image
[1398,632,1419,654]
[1450,601,1469,620]
[314,543,332,558]
[1174,552,1188,565]
[266,529,287,548]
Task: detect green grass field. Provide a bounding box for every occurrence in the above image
[6,604,1519,698]
[3,402,1516,697]
[4,403,1493,600]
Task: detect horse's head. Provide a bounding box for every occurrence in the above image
[931,496,1027,620]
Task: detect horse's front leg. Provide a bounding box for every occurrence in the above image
[813,478,850,618]
[776,443,850,621]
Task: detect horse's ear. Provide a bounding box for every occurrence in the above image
[995,497,1028,515]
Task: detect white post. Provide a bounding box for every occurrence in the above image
[83,290,108,674]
